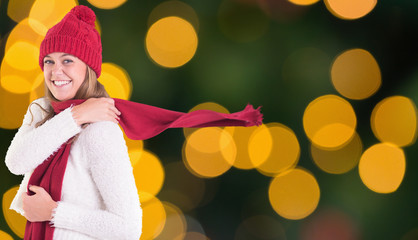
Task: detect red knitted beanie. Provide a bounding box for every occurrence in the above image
[39,5,102,77]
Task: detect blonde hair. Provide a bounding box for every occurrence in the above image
[31,66,109,128]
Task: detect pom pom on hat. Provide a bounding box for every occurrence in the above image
[39,5,102,77]
[70,5,96,26]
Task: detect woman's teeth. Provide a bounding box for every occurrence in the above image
[53,80,71,86]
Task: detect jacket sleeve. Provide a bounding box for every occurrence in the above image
[51,121,142,240]
[5,98,82,175]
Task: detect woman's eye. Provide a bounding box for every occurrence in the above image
[63,59,73,64]
[44,60,53,64]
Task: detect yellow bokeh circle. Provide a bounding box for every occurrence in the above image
[146,16,198,68]
[324,0,377,20]
[303,94,357,149]
[156,202,187,240]
[331,48,381,100]
[87,0,127,9]
[269,168,320,220]
[0,230,14,240]
[359,143,405,194]
[2,186,26,238]
[183,127,236,178]
[289,0,321,6]
[132,150,165,203]
[141,193,166,240]
[311,132,362,174]
[253,123,300,176]
[232,125,267,170]
[99,63,132,100]
[371,96,417,147]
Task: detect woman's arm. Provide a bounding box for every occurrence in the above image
[5,98,81,175]
[51,122,142,240]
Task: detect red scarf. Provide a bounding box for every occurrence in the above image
[24,98,262,240]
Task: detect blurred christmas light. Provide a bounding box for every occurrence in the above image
[155,202,187,240]
[183,102,230,139]
[218,0,269,43]
[232,125,267,170]
[359,143,405,194]
[0,230,13,240]
[148,0,199,32]
[4,41,38,71]
[145,16,198,68]
[132,150,165,202]
[324,0,377,20]
[234,215,286,240]
[28,0,77,36]
[87,0,127,9]
[311,132,362,174]
[253,123,300,177]
[0,85,31,129]
[183,232,209,240]
[2,186,26,238]
[140,193,166,240]
[303,94,357,149]
[248,124,273,171]
[269,168,320,220]
[183,127,236,178]
[371,96,417,147]
[331,48,381,100]
[158,161,206,212]
[7,0,35,23]
[300,208,361,240]
[288,0,320,6]
[98,63,132,100]
[5,18,43,52]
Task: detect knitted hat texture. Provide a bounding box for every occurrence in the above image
[39,5,102,77]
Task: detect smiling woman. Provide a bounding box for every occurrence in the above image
[43,53,87,101]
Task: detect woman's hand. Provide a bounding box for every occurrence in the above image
[71,98,121,125]
[22,185,58,222]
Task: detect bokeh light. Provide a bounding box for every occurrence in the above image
[331,48,381,100]
[183,127,236,178]
[2,186,26,238]
[269,168,320,220]
[132,150,165,202]
[324,0,377,20]
[145,16,198,68]
[3,41,38,71]
[303,94,357,149]
[288,0,320,6]
[300,208,361,240]
[155,202,187,240]
[218,0,269,43]
[183,102,230,139]
[98,62,132,100]
[232,125,268,170]
[253,123,300,177]
[371,96,417,147]
[28,0,77,36]
[0,230,13,240]
[158,161,206,212]
[140,193,166,240]
[0,86,31,129]
[311,132,362,174]
[359,143,405,194]
[183,232,209,240]
[248,124,273,171]
[148,0,199,32]
[7,0,35,23]
[86,0,127,9]
[234,215,286,240]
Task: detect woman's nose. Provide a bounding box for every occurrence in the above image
[52,63,63,75]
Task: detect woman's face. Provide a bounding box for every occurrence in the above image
[43,52,87,101]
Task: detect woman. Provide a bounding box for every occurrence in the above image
[6,4,262,240]
[5,6,142,240]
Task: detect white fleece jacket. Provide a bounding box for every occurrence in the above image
[5,98,142,240]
